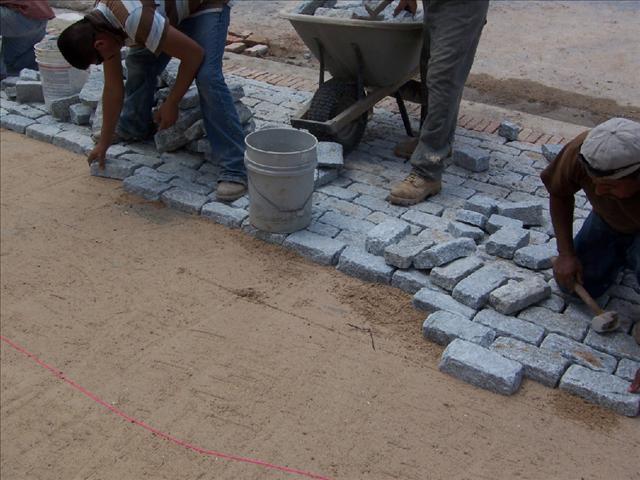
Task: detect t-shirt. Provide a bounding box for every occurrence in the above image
[0,0,54,20]
[540,131,640,235]
[92,0,228,55]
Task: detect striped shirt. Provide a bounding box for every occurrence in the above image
[93,0,228,54]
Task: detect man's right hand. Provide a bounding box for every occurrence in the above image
[552,254,584,292]
[87,143,109,170]
[394,0,417,16]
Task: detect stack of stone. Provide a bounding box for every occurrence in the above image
[295,0,423,22]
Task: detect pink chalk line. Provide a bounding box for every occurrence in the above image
[0,335,333,480]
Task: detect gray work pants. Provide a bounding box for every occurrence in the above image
[411,0,489,181]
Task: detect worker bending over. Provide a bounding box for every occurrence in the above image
[57,0,247,202]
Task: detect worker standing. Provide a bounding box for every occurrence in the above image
[387,0,489,206]
[57,0,247,202]
[0,0,54,79]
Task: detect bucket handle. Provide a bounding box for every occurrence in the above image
[249,177,314,214]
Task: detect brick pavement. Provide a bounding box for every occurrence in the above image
[1,66,638,417]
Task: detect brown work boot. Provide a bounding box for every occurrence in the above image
[387,172,441,206]
[394,137,419,159]
[216,181,246,202]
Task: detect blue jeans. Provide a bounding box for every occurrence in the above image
[0,6,47,78]
[574,211,640,298]
[117,6,246,184]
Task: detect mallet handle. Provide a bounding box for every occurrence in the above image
[574,284,604,315]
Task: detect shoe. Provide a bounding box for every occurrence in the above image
[216,181,246,202]
[387,171,441,206]
[394,137,419,159]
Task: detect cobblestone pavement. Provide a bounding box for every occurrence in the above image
[1,67,638,417]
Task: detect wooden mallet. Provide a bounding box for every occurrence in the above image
[574,283,619,333]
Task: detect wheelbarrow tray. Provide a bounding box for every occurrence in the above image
[281,12,423,88]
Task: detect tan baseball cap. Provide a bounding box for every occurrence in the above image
[580,118,640,179]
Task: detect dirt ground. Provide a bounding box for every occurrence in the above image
[2,131,639,479]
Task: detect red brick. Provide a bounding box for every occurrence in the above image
[535,134,553,145]
[525,131,543,143]
[548,135,565,144]
[475,118,491,132]
[517,128,533,141]
[485,120,501,134]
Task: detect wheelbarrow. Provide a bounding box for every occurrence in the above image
[281,11,424,153]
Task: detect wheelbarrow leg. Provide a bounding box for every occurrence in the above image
[351,43,365,100]
[314,38,325,86]
[395,92,414,137]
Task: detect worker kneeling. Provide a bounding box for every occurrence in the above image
[541,118,640,393]
[57,0,247,202]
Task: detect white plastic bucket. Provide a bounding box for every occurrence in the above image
[244,128,318,233]
[34,37,88,107]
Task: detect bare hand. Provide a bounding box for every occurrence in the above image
[394,0,417,16]
[87,143,108,169]
[552,254,583,292]
[154,100,179,131]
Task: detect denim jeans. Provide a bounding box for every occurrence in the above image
[574,211,640,298]
[117,6,246,184]
[410,0,489,181]
[0,6,47,78]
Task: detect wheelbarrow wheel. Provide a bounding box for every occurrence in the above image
[305,79,367,154]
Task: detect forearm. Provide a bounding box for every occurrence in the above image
[98,87,124,147]
[549,194,576,256]
[166,55,202,107]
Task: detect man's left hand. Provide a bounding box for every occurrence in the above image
[154,100,179,130]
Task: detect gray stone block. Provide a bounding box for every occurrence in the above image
[0,114,35,133]
[497,201,544,226]
[134,166,177,183]
[615,358,640,382]
[491,336,569,387]
[489,277,551,315]
[430,256,484,292]
[19,68,39,81]
[318,185,358,201]
[306,220,340,238]
[25,123,61,143]
[120,153,163,169]
[518,307,589,341]
[15,80,44,103]
[315,167,339,188]
[514,242,557,270]
[401,210,450,231]
[584,330,640,362]
[537,294,566,313]
[123,174,171,200]
[241,221,288,245]
[179,87,200,109]
[453,145,490,172]
[439,339,524,395]
[391,269,437,294]
[90,158,137,180]
[317,141,344,168]
[49,94,80,121]
[541,333,617,373]
[318,211,376,234]
[337,246,395,284]
[154,125,188,153]
[365,219,411,256]
[608,284,640,305]
[235,101,253,125]
[7,103,45,121]
[559,365,639,417]
[474,309,545,345]
[447,221,485,242]
[79,68,104,107]
[464,194,499,217]
[455,209,487,228]
[169,178,212,196]
[452,265,509,310]
[201,202,248,228]
[69,103,93,125]
[414,238,476,269]
[424,311,496,347]
[161,188,209,214]
[413,288,476,319]
[283,230,346,266]
[498,121,522,141]
[157,162,198,182]
[384,235,434,269]
[184,119,205,142]
[485,227,530,259]
[52,129,94,155]
[541,144,563,162]
[485,214,524,234]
